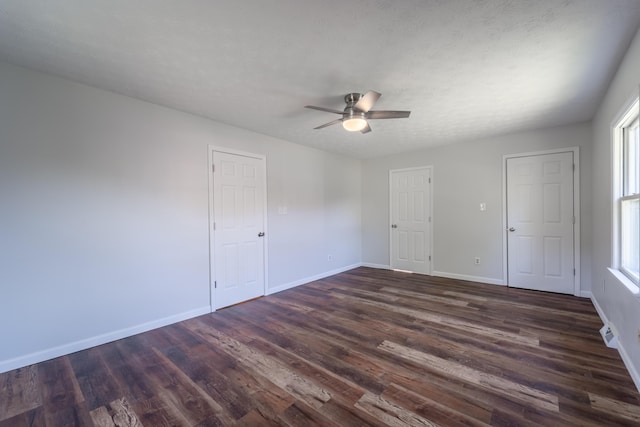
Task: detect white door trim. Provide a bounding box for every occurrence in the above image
[502,147,580,296]
[208,145,268,312]
[388,165,433,274]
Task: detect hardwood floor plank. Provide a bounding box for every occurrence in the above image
[219,303,390,395]
[68,348,122,411]
[38,357,92,426]
[380,286,472,307]
[0,365,41,422]
[89,397,142,427]
[333,292,541,347]
[354,391,438,427]
[98,344,156,405]
[186,321,332,410]
[89,406,116,427]
[589,392,640,423]
[233,409,278,427]
[378,340,559,412]
[0,406,45,427]
[148,348,235,425]
[133,395,192,426]
[316,398,391,427]
[279,401,341,427]
[382,382,492,427]
[162,342,264,420]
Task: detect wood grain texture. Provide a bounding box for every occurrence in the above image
[1,267,639,426]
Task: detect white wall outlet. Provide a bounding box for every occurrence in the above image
[474,257,480,265]
[480,202,486,211]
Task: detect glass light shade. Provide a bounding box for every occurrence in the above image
[342,117,367,132]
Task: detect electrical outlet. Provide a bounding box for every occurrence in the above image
[474,257,480,265]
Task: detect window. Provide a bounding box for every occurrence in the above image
[615,97,639,285]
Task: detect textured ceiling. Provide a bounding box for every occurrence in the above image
[0,1,639,158]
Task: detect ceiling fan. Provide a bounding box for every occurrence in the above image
[305,90,411,134]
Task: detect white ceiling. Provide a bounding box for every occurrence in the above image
[0,1,639,158]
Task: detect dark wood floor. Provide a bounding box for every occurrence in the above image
[2,267,640,426]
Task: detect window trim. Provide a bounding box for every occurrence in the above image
[612,95,639,291]
[619,194,639,283]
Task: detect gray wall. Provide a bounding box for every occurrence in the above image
[361,122,592,289]
[591,28,640,388]
[0,61,362,371]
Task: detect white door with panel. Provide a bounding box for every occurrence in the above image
[212,151,266,309]
[506,152,574,294]
[390,167,432,274]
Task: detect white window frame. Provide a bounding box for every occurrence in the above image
[612,95,639,290]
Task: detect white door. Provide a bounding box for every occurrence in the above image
[506,152,574,294]
[390,167,432,274]
[212,151,266,309]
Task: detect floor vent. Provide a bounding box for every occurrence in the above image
[600,324,618,349]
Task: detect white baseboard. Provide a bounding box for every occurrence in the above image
[0,306,211,375]
[266,263,361,295]
[591,294,607,324]
[432,271,504,286]
[579,290,592,299]
[360,263,391,270]
[618,339,640,392]
[590,294,640,392]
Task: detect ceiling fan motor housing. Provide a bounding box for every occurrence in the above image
[344,93,366,120]
[344,93,363,107]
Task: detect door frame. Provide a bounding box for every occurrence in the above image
[502,147,580,296]
[388,165,434,274]
[208,145,268,312]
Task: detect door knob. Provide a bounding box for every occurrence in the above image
[508,227,516,232]
[391,224,398,229]
[258,232,265,237]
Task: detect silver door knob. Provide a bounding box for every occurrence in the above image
[258,232,265,237]
[508,227,516,232]
[391,224,398,229]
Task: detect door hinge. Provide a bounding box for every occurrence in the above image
[428,177,431,184]
[213,222,216,231]
[572,216,575,224]
[572,163,575,171]
[573,268,576,276]
[214,281,217,288]
[429,255,431,261]
[212,164,215,173]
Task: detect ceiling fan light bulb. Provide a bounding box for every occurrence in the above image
[343,117,367,132]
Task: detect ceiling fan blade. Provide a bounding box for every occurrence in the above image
[366,110,411,119]
[360,122,372,134]
[354,90,381,112]
[314,118,343,129]
[305,105,344,114]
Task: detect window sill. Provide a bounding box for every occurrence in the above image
[608,267,640,296]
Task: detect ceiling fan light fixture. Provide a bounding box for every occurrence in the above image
[305,90,410,133]
[343,117,368,132]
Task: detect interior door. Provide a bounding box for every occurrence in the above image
[390,167,431,274]
[506,152,574,294]
[212,151,266,309]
